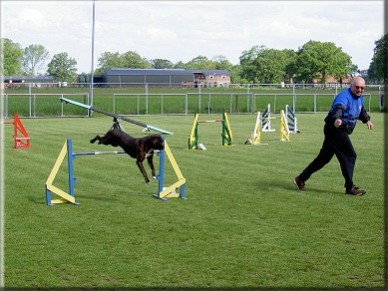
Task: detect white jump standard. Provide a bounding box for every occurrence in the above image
[285,104,300,134]
[245,104,291,145]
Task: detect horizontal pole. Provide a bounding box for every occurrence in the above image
[73,151,126,156]
[198,119,224,123]
[60,96,91,110]
[60,96,173,135]
[145,125,174,136]
[91,107,148,128]
[73,149,163,157]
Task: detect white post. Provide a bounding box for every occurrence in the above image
[89,0,96,117]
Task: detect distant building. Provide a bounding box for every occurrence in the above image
[96,68,230,88]
[322,75,352,84]
[2,75,54,88]
[191,70,230,88]
[310,75,353,88]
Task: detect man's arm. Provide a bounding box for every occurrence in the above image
[358,107,373,130]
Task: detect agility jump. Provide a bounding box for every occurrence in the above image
[261,104,276,132]
[46,97,185,204]
[45,138,186,205]
[60,96,173,135]
[3,114,31,149]
[246,105,291,145]
[188,112,233,150]
[285,104,300,134]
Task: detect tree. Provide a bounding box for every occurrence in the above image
[121,51,151,68]
[95,52,122,74]
[173,61,186,69]
[239,45,266,83]
[239,45,296,83]
[212,55,233,70]
[255,49,293,83]
[47,52,78,82]
[95,50,150,74]
[228,65,243,84]
[368,34,387,84]
[23,44,50,76]
[2,38,23,76]
[295,40,354,84]
[150,59,174,69]
[282,49,298,83]
[185,55,216,70]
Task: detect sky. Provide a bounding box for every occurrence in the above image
[0,0,385,74]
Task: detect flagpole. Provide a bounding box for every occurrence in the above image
[89,0,95,117]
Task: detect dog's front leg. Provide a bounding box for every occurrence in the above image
[90,135,101,144]
[136,160,150,184]
[90,135,109,145]
[147,155,156,179]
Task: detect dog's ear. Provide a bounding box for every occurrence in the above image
[148,135,160,145]
[154,135,164,147]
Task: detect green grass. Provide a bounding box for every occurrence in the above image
[3,113,385,288]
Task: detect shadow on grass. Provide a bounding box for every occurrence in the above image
[254,178,344,196]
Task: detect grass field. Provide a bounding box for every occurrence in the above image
[3,112,385,288]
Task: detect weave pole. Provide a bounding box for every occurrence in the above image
[60,96,173,135]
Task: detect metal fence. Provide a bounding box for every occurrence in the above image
[2,81,385,118]
[2,91,383,119]
[3,93,90,118]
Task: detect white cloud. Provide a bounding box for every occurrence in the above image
[18,8,46,28]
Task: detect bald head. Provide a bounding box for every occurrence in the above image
[350,76,366,97]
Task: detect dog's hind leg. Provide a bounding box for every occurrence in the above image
[136,160,150,184]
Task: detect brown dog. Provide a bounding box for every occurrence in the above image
[90,121,164,183]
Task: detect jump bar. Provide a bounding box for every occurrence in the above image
[60,96,173,135]
[73,150,126,156]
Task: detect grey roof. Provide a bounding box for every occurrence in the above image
[105,68,230,76]
[3,75,54,81]
[192,70,230,76]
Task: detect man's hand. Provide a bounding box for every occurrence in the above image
[334,119,342,128]
[366,120,374,130]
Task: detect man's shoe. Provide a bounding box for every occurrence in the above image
[345,186,366,196]
[293,176,305,191]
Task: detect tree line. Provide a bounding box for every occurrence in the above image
[2,35,386,84]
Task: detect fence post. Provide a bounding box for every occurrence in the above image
[29,94,32,118]
[5,94,8,119]
[61,94,64,117]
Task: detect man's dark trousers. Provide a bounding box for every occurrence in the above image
[298,122,356,189]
